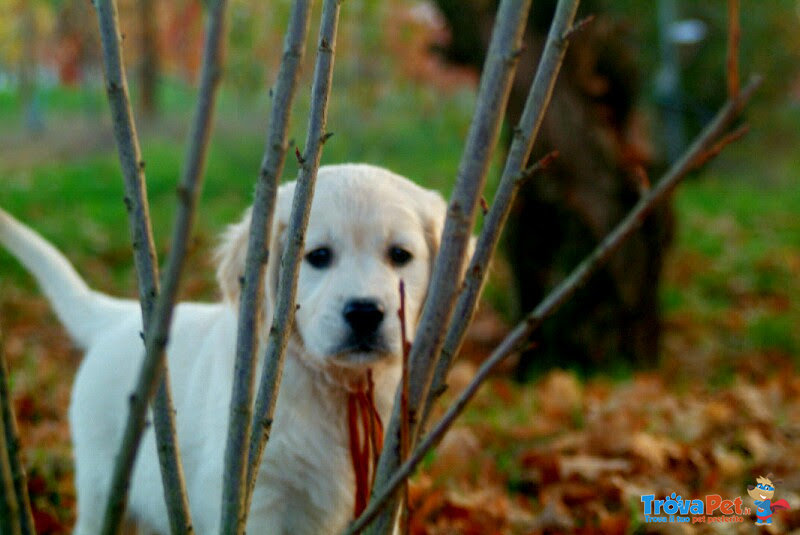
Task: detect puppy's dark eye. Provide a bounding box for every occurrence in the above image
[306,247,332,269]
[388,246,412,267]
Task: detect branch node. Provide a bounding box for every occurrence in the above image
[430,384,448,401]
[632,165,651,196]
[518,150,559,186]
[479,196,489,216]
[505,46,525,64]
[176,183,191,204]
[561,15,595,42]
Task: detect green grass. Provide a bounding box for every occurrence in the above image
[0,80,495,305]
[660,107,800,373]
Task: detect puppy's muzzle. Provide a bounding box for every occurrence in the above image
[343,299,385,341]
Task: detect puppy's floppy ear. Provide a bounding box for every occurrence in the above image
[215,207,253,305]
[215,182,295,312]
[416,189,448,266]
[414,189,477,275]
[263,181,297,309]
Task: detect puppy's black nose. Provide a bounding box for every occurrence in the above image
[343,299,385,335]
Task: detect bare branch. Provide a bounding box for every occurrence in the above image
[364,1,538,532]
[150,0,228,530]
[346,76,761,534]
[519,150,559,187]
[0,334,35,535]
[244,0,342,523]
[690,123,749,170]
[218,0,314,531]
[94,0,173,529]
[561,14,594,41]
[0,418,20,535]
[93,0,158,322]
[632,164,651,195]
[397,281,411,533]
[422,154,556,420]
[727,0,740,101]
[420,0,580,431]
[95,0,229,531]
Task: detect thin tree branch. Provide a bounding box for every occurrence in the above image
[727,0,740,101]
[345,75,761,534]
[420,0,581,431]
[93,0,159,322]
[218,0,313,532]
[397,281,411,533]
[362,1,546,532]
[0,334,35,535]
[690,124,749,169]
[94,0,178,529]
[151,0,228,531]
[95,0,228,532]
[0,414,20,535]
[243,0,342,525]
[561,14,594,41]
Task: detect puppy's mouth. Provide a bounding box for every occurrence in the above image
[330,335,392,366]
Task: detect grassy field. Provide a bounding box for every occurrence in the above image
[1,80,799,532]
[0,81,480,294]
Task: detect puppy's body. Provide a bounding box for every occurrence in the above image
[71,302,398,534]
[0,164,447,534]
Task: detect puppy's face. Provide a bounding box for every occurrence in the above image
[295,187,437,368]
[218,164,447,370]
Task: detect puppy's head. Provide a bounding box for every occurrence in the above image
[217,164,448,371]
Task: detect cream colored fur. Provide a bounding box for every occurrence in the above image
[0,164,450,534]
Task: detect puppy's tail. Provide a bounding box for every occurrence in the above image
[0,208,130,349]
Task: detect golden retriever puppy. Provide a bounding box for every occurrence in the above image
[0,164,447,534]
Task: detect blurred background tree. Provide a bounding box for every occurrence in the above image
[432,0,800,378]
[434,0,673,377]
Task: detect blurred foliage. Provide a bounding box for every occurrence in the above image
[0,0,55,68]
[604,0,800,130]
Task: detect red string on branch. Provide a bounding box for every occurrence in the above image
[348,369,384,518]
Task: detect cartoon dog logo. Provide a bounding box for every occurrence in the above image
[747,474,791,526]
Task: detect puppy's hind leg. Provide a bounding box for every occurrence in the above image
[72,480,106,535]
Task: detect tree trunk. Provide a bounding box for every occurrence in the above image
[434,0,674,377]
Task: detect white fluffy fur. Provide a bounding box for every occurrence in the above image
[0,164,450,534]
